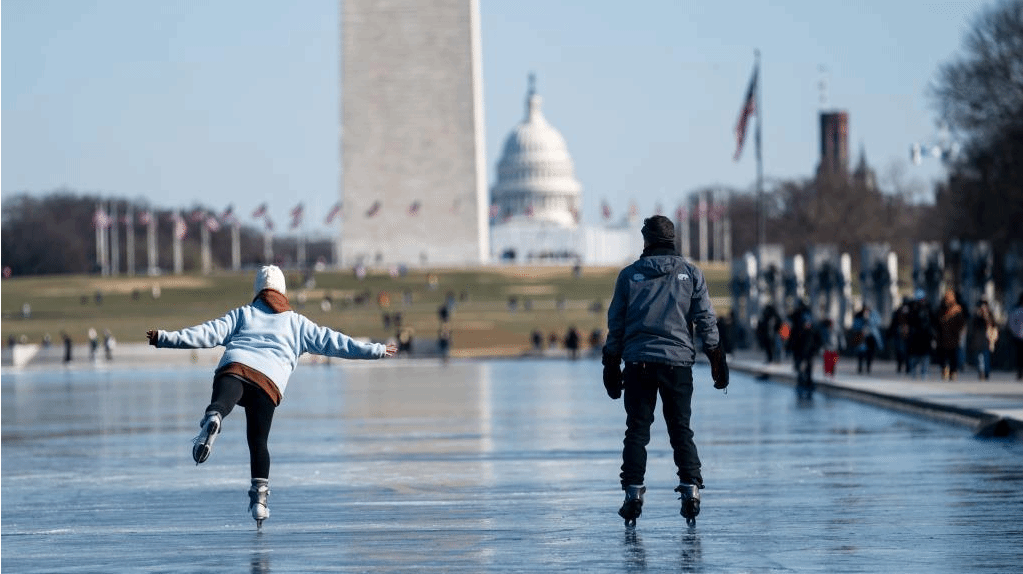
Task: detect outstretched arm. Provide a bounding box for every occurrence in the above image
[301,318,394,359]
[147,310,239,349]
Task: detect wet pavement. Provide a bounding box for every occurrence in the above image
[3,359,1023,573]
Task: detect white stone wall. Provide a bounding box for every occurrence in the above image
[340,0,487,266]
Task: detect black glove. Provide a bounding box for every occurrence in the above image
[705,346,729,390]
[602,351,623,399]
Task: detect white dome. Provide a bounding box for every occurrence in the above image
[491,77,582,228]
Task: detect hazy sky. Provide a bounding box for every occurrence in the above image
[2,0,992,235]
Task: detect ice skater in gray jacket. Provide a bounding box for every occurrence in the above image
[602,215,728,527]
[147,265,396,527]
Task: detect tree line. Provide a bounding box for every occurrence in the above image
[0,191,331,275]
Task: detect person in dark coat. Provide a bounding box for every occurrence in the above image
[936,289,967,380]
[906,289,935,379]
[602,216,728,527]
[787,301,822,398]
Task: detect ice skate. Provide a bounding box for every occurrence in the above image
[192,411,221,465]
[249,478,270,529]
[618,485,646,527]
[675,483,701,527]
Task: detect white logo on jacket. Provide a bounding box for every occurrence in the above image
[678,273,690,281]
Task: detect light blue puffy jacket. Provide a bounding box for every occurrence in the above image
[156,299,386,398]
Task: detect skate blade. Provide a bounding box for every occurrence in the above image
[256,519,263,530]
[624,518,637,527]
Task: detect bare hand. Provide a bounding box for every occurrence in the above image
[383,344,398,357]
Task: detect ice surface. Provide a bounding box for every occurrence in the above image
[3,359,1023,573]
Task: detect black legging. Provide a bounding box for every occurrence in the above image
[206,374,276,479]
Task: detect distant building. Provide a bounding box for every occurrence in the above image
[489,77,641,265]
[339,0,488,267]
[817,110,849,178]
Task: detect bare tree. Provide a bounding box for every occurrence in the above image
[929,0,1023,251]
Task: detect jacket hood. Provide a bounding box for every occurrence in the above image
[631,254,683,279]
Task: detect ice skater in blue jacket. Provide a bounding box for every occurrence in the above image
[147,265,396,527]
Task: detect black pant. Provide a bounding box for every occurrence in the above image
[620,362,702,489]
[207,374,276,479]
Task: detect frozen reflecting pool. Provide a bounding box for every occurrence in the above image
[3,359,1023,573]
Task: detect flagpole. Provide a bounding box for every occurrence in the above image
[755,49,765,252]
[126,204,135,276]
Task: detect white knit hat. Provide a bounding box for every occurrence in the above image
[253,265,286,296]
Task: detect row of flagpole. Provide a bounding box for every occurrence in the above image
[90,200,344,276]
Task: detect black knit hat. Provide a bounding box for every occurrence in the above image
[641,215,675,243]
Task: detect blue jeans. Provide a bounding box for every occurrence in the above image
[976,349,991,379]
[907,354,930,379]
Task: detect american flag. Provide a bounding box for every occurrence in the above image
[173,215,188,240]
[733,63,758,161]
[601,200,612,221]
[138,210,152,226]
[365,201,381,218]
[92,208,111,229]
[189,209,206,223]
[290,203,304,229]
[206,216,221,233]
[264,216,275,232]
[220,205,236,225]
[324,202,342,224]
[251,203,268,219]
[407,200,421,216]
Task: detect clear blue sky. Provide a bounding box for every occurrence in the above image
[2,0,992,235]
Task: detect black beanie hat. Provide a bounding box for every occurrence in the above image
[641,215,675,243]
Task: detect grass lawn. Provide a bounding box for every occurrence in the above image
[1,263,731,354]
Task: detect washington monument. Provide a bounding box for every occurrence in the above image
[340,0,488,266]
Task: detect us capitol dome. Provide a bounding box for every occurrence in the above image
[489,75,640,265]
[491,75,582,228]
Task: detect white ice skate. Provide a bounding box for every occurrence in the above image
[249,478,270,529]
[191,411,221,465]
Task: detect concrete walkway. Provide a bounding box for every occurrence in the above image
[728,349,1023,439]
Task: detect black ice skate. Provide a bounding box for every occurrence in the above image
[618,485,646,527]
[249,478,271,529]
[191,411,221,465]
[675,483,701,527]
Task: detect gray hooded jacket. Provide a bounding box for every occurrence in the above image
[604,253,719,366]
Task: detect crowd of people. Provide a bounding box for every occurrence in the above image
[755,290,1023,383]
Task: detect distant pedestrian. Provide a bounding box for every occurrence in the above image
[967,300,997,380]
[906,289,935,379]
[61,331,73,364]
[786,301,822,398]
[146,265,396,528]
[564,325,580,360]
[103,329,116,362]
[936,289,967,381]
[888,299,912,373]
[88,328,99,361]
[602,215,728,527]
[1009,293,1023,380]
[820,318,843,377]
[531,329,543,351]
[756,304,782,364]
[851,305,883,374]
